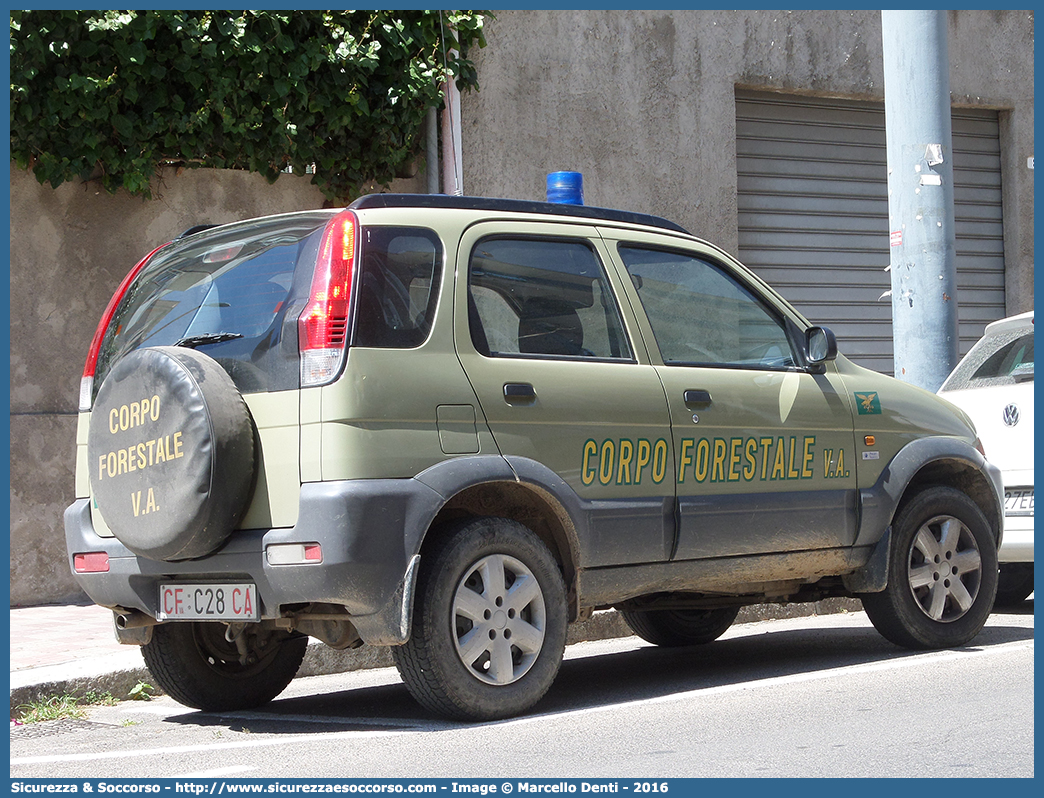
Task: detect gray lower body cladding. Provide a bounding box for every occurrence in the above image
[64,479,444,645]
[582,545,874,608]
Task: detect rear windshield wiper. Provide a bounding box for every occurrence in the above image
[1012,364,1034,383]
[174,331,244,349]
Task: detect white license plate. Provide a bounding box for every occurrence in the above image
[1004,488,1034,517]
[158,583,259,621]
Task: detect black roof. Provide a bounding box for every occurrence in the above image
[349,193,690,235]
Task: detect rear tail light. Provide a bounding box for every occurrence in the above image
[79,244,171,411]
[298,210,358,386]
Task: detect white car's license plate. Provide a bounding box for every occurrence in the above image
[1004,488,1034,517]
[158,583,259,621]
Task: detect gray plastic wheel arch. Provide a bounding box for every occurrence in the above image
[844,436,1003,594]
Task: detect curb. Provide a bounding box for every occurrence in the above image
[10,599,864,716]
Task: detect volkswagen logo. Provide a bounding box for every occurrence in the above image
[1003,403,1021,427]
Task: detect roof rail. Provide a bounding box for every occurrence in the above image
[349,193,690,235]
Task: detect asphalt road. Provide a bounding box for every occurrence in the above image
[10,606,1034,779]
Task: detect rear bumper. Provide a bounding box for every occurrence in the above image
[999,513,1033,562]
[64,479,444,644]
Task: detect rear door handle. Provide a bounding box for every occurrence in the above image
[683,389,712,407]
[504,383,536,403]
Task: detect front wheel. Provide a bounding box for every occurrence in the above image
[142,622,307,711]
[621,605,740,647]
[861,486,998,650]
[392,517,568,721]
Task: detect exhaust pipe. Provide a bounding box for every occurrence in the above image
[115,611,160,630]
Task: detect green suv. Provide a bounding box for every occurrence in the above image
[66,194,1003,720]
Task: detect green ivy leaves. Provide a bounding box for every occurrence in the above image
[10,10,487,201]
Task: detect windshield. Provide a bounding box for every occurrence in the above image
[94,212,334,398]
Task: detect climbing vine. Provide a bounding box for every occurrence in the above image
[10,10,487,201]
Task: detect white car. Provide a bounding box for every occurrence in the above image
[940,311,1034,605]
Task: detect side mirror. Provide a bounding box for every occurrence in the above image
[806,326,838,367]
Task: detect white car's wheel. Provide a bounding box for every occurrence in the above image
[995,563,1034,606]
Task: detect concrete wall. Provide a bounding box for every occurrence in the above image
[461,9,1033,312]
[8,9,1033,605]
[947,11,1035,313]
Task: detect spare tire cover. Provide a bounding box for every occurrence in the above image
[87,346,256,561]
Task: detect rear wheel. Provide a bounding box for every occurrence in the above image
[995,563,1034,606]
[142,622,307,711]
[393,517,568,721]
[622,606,740,647]
[861,486,998,649]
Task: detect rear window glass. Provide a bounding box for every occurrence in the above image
[944,329,1034,391]
[94,212,333,398]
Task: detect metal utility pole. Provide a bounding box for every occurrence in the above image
[881,10,959,391]
[426,107,439,194]
[441,61,463,196]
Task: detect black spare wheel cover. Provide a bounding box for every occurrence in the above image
[88,346,256,561]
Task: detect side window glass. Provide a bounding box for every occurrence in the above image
[468,237,632,361]
[354,227,442,348]
[619,245,796,369]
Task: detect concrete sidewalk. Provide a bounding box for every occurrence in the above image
[9,598,863,717]
[10,603,150,717]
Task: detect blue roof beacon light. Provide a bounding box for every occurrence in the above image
[546,171,584,205]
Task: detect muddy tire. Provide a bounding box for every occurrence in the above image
[861,486,998,649]
[88,346,256,561]
[392,517,568,721]
[142,622,307,711]
[622,605,740,647]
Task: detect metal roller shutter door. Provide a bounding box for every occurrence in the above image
[736,90,1005,375]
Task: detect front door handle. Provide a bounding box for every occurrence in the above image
[504,383,536,403]
[683,389,712,407]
